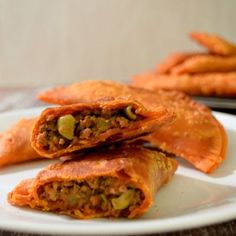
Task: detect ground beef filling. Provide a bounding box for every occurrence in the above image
[37,107,141,151]
[37,177,144,218]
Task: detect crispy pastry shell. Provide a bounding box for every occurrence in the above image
[8,145,178,219]
[0,118,42,167]
[32,98,173,158]
[132,71,236,97]
[190,32,236,56]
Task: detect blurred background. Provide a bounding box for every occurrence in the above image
[0,0,235,87]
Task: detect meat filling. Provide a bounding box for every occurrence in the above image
[37,176,144,218]
[37,106,141,151]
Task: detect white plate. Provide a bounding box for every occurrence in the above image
[0,108,236,235]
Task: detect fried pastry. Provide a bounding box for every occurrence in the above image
[32,98,172,158]
[132,71,236,97]
[170,55,236,75]
[0,118,42,167]
[190,32,236,56]
[157,52,203,74]
[37,80,227,173]
[8,145,178,219]
[133,32,236,97]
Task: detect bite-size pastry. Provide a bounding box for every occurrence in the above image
[37,80,227,173]
[32,98,172,158]
[0,118,42,167]
[8,145,178,219]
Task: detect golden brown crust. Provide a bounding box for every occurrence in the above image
[37,80,227,173]
[32,98,173,158]
[8,145,178,219]
[190,32,236,56]
[170,55,236,75]
[38,81,135,106]
[8,179,34,206]
[132,72,236,97]
[156,52,204,74]
[133,32,236,98]
[0,118,42,167]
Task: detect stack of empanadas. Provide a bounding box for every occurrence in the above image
[132,32,236,97]
[2,79,228,219]
[5,90,178,219]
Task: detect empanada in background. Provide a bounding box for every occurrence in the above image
[0,118,42,167]
[156,52,204,74]
[133,72,236,97]
[32,98,172,158]
[190,32,236,56]
[38,80,227,173]
[8,144,178,219]
[170,55,236,75]
[132,31,236,97]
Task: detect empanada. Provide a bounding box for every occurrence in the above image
[0,118,42,167]
[132,71,236,97]
[8,145,178,219]
[157,52,203,74]
[190,32,236,56]
[32,98,172,158]
[170,55,236,75]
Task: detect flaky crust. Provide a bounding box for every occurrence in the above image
[0,118,42,167]
[38,81,137,106]
[8,145,178,219]
[32,98,173,158]
[37,80,227,173]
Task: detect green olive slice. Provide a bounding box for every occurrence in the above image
[57,114,76,140]
[125,106,137,120]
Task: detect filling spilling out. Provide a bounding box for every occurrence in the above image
[37,106,142,151]
[37,176,144,218]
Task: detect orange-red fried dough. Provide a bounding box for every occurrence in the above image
[32,98,172,158]
[0,118,42,167]
[37,80,227,173]
[157,52,203,74]
[8,145,178,219]
[133,71,236,97]
[190,32,236,56]
[171,55,236,75]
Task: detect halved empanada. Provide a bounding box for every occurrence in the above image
[32,98,172,158]
[37,80,227,173]
[8,145,178,219]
